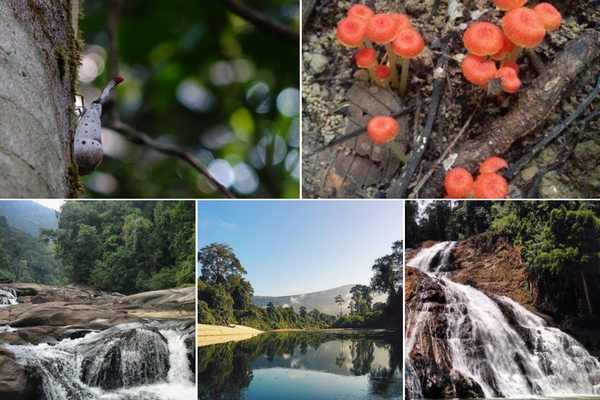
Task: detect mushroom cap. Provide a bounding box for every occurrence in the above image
[444,168,474,198]
[375,64,391,79]
[348,4,375,21]
[367,116,400,145]
[534,3,562,31]
[491,33,516,61]
[392,29,425,59]
[494,0,528,10]
[461,54,498,87]
[390,13,412,34]
[474,173,509,199]
[366,14,398,44]
[501,60,519,73]
[502,7,546,48]
[497,67,522,93]
[463,22,504,57]
[355,48,377,68]
[480,156,509,174]
[336,17,367,48]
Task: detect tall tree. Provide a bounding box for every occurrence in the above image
[198,243,246,285]
[334,294,345,318]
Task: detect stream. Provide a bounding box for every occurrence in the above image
[406,242,600,399]
[0,288,195,400]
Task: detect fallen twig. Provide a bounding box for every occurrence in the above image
[108,120,235,198]
[421,29,600,198]
[410,110,477,198]
[386,41,449,198]
[505,73,600,180]
[305,105,415,156]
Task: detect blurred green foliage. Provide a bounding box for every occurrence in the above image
[80,0,299,198]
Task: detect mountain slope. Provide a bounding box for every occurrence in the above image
[253,284,387,316]
[0,201,58,236]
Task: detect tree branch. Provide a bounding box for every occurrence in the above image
[223,0,299,43]
[108,121,235,198]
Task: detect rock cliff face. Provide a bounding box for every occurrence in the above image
[406,239,600,399]
[0,284,195,400]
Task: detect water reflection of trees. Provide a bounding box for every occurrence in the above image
[198,332,402,400]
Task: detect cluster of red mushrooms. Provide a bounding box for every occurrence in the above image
[332,1,563,198]
[461,0,562,94]
[336,4,425,96]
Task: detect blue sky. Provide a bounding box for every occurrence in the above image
[197,201,403,296]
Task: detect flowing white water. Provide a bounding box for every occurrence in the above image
[4,322,195,400]
[407,242,600,398]
[0,287,17,306]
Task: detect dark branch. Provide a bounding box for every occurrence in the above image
[108,121,235,198]
[223,0,299,43]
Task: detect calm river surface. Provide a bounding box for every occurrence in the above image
[198,331,402,400]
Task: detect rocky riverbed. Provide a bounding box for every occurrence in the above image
[0,284,195,400]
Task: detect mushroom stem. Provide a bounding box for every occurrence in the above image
[399,58,410,96]
[385,43,398,89]
[508,46,523,62]
[364,39,373,48]
[367,65,377,82]
[525,48,545,74]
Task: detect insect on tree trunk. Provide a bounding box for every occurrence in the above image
[0,1,81,197]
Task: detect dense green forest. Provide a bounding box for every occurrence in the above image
[79,0,299,198]
[0,201,194,294]
[0,201,57,236]
[52,201,195,293]
[198,241,403,330]
[0,216,62,284]
[407,201,600,320]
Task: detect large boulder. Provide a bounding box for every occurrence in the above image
[80,327,170,390]
[0,348,41,400]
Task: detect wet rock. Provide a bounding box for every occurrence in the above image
[80,327,170,390]
[0,348,41,400]
[305,53,329,74]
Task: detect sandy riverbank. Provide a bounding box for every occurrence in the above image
[197,324,263,347]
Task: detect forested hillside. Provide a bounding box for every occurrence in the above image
[0,216,62,284]
[407,201,600,322]
[198,241,403,330]
[0,201,57,236]
[52,201,195,294]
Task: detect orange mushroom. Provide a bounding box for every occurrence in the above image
[463,22,504,57]
[355,48,378,81]
[367,14,400,89]
[444,168,474,198]
[473,173,509,198]
[390,12,412,35]
[534,3,562,32]
[497,67,522,93]
[461,54,498,87]
[491,33,516,61]
[348,4,375,22]
[375,64,392,88]
[502,7,546,49]
[392,28,425,95]
[336,17,368,48]
[501,60,519,73]
[480,156,509,174]
[367,115,400,145]
[493,0,528,11]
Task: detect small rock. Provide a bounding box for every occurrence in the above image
[520,166,539,182]
[306,53,329,74]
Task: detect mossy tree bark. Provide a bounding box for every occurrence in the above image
[0,1,80,197]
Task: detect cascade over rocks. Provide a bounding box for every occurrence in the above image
[80,326,170,390]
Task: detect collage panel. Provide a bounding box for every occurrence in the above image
[0,200,196,399]
[302,0,600,199]
[197,200,403,400]
[405,200,600,399]
[1,0,299,199]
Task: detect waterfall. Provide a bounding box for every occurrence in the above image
[407,241,600,399]
[0,287,17,306]
[4,322,195,400]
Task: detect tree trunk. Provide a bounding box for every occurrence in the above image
[580,271,593,315]
[0,1,80,197]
